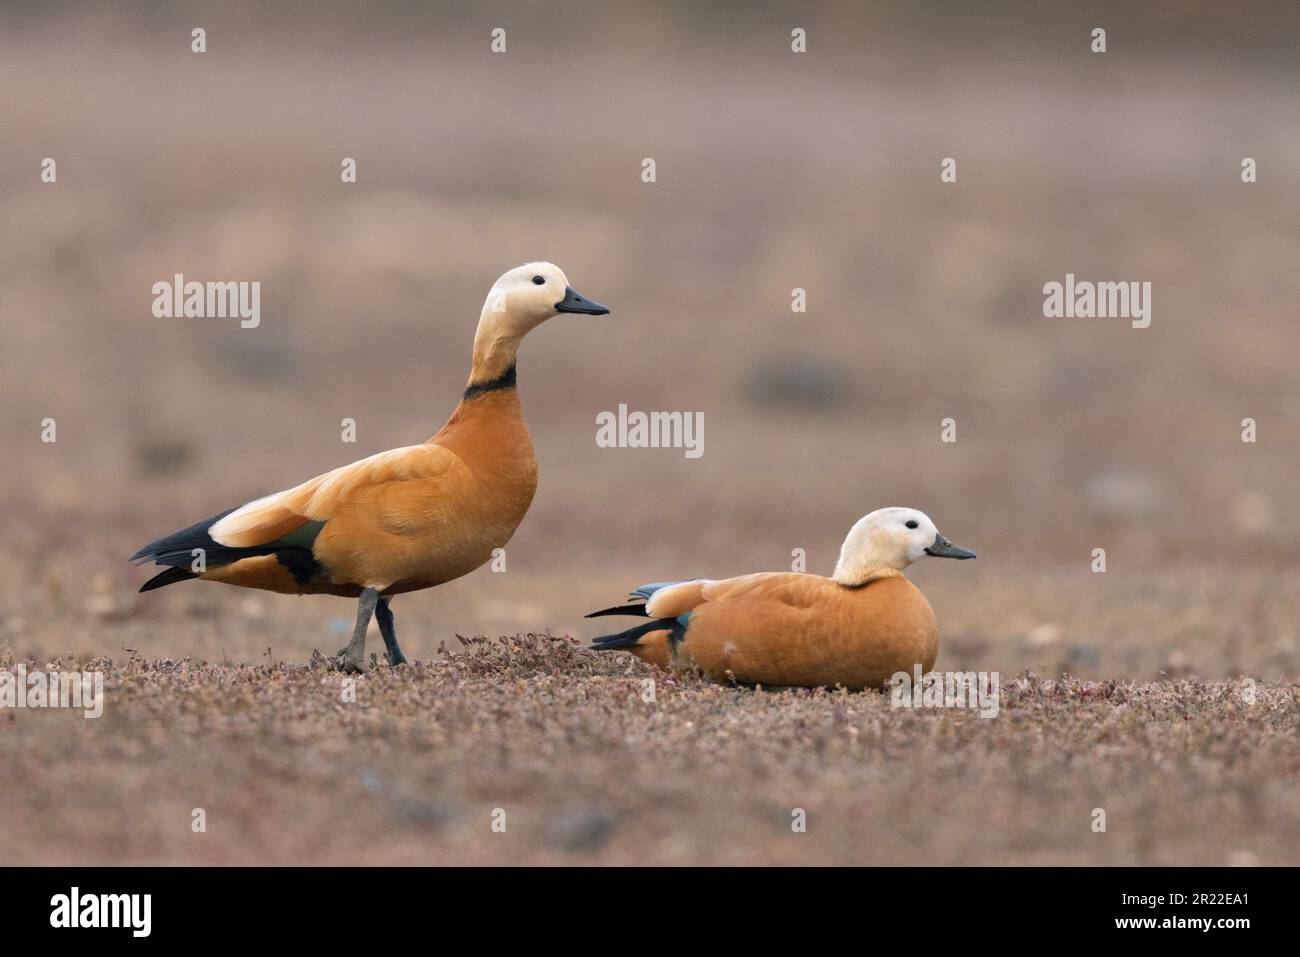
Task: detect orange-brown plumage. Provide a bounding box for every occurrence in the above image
[629,574,936,689]
[588,508,975,690]
[198,389,537,598]
[132,262,609,669]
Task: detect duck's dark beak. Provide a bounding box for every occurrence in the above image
[555,286,610,315]
[925,534,977,560]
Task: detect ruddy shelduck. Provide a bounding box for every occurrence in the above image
[132,263,609,671]
[587,507,975,690]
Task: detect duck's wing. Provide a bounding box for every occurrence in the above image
[586,579,708,664]
[587,573,818,668]
[131,444,461,588]
[626,573,816,613]
[584,579,705,619]
[644,580,711,618]
[206,444,459,547]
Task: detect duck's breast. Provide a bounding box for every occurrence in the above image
[839,575,939,687]
[317,390,538,590]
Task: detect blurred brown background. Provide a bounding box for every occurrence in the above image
[3,0,1299,682]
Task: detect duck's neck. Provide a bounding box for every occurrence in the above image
[465,311,524,393]
[832,557,903,588]
[431,310,531,456]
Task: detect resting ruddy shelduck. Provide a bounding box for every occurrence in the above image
[587,507,975,690]
[132,263,609,672]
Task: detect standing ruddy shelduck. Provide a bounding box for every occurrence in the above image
[132,262,609,672]
[587,507,975,690]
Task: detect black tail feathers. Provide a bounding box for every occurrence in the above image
[590,618,674,650]
[585,602,650,620]
[139,566,200,593]
[132,508,324,592]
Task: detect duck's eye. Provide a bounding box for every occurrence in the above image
[905,520,919,529]
[531,275,545,285]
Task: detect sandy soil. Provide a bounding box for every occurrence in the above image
[1,638,1295,866]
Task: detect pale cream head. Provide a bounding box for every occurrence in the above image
[468,262,609,386]
[832,507,976,586]
[481,262,609,331]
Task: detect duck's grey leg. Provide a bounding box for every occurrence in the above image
[338,587,379,673]
[375,597,407,666]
